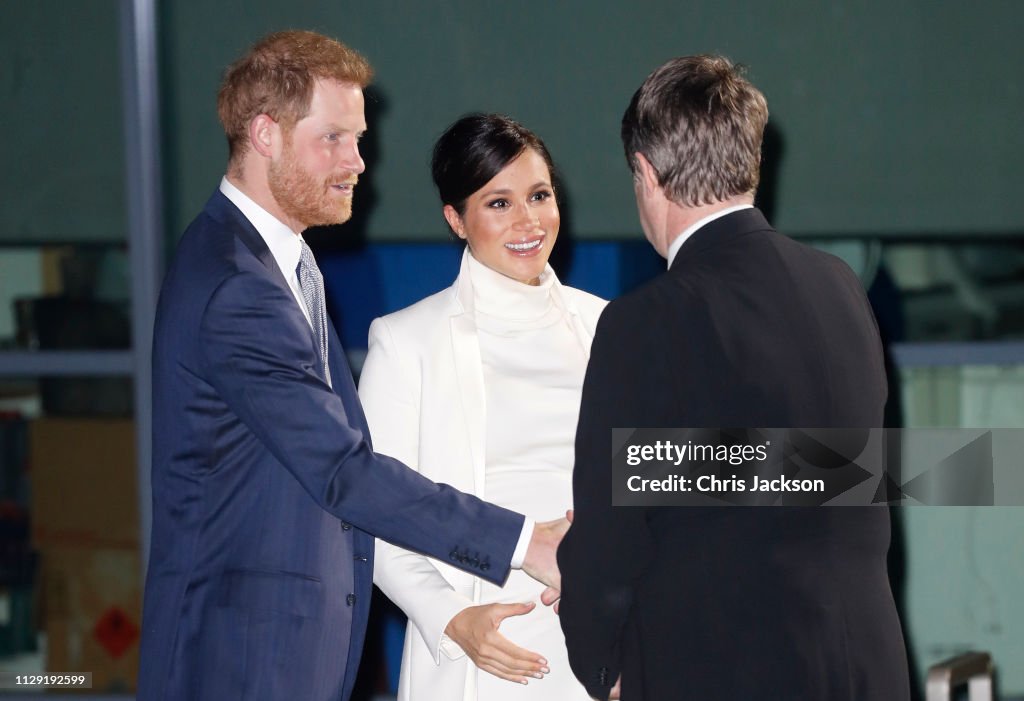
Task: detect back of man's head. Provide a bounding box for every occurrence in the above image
[217,30,373,167]
[621,55,768,207]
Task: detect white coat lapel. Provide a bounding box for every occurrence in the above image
[549,270,595,361]
[448,250,487,499]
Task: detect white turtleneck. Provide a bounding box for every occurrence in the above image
[463,250,592,699]
[464,251,588,508]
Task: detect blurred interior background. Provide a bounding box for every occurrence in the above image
[0,1,1021,698]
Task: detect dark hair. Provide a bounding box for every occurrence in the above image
[218,30,372,168]
[431,113,556,216]
[621,55,768,206]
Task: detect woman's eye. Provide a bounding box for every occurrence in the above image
[531,190,553,202]
[487,199,510,209]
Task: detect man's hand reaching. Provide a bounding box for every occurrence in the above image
[535,510,572,610]
[522,514,570,590]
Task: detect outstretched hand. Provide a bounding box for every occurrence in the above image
[538,510,573,610]
[444,602,549,684]
[522,514,570,590]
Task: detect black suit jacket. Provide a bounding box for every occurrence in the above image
[138,190,523,701]
[558,209,910,700]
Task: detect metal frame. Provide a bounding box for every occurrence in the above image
[120,0,163,576]
[892,340,1024,368]
[926,651,994,701]
[1,351,134,376]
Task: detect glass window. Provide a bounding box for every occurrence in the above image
[0,1,142,694]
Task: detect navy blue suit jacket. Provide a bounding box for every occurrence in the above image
[138,190,523,701]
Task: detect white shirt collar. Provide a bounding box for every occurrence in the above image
[665,204,754,269]
[219,176,304,281]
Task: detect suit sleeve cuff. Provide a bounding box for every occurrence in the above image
[510,517,534,569]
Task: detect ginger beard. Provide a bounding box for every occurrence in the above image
[268,134,356,229]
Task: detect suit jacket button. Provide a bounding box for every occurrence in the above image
[449,547,460,561]
[480,560,490,572]
[341,521,352,531]
[346,593,357,606]
[598,666,609,686]
[354,555,368,562]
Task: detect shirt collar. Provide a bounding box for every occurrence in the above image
[219,176,304,278]
[665,204,754,269]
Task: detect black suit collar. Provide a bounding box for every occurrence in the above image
[669,207,774,272]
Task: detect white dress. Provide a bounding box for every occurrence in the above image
[361,249,603,701]
[468,254,592,701]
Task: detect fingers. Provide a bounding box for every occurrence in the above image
[523,517,568,589]
[491,600,536,622]
[547,514,571,537]
[540,586,560,607]
[566,508,574,523]
[609,675,622,699]
[473,627,550,684]
[444,602,549,685]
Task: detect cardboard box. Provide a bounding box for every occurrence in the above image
[29,419,141,691]
[42,546,141,691]
[29,418,138,549]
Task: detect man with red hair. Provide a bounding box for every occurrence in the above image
[139,31,563,701]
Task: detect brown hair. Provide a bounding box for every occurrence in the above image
[621,55,768,206]
[217,30,373,165]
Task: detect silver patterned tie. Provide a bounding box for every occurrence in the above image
[297,239,332,386]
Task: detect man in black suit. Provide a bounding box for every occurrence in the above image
[557,56,911,700]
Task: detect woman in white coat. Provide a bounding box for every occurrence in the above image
[358,114,606,701]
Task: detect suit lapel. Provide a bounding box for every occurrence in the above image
[206,190,328,376]
[326,317,370,438]
[206,190,288,286]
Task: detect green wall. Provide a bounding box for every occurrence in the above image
[5,2,1022,244]
[903,508,1024,693]
[1,1,125,243]
[159,0,1024,243]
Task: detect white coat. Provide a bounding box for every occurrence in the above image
[358,250,606,701]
